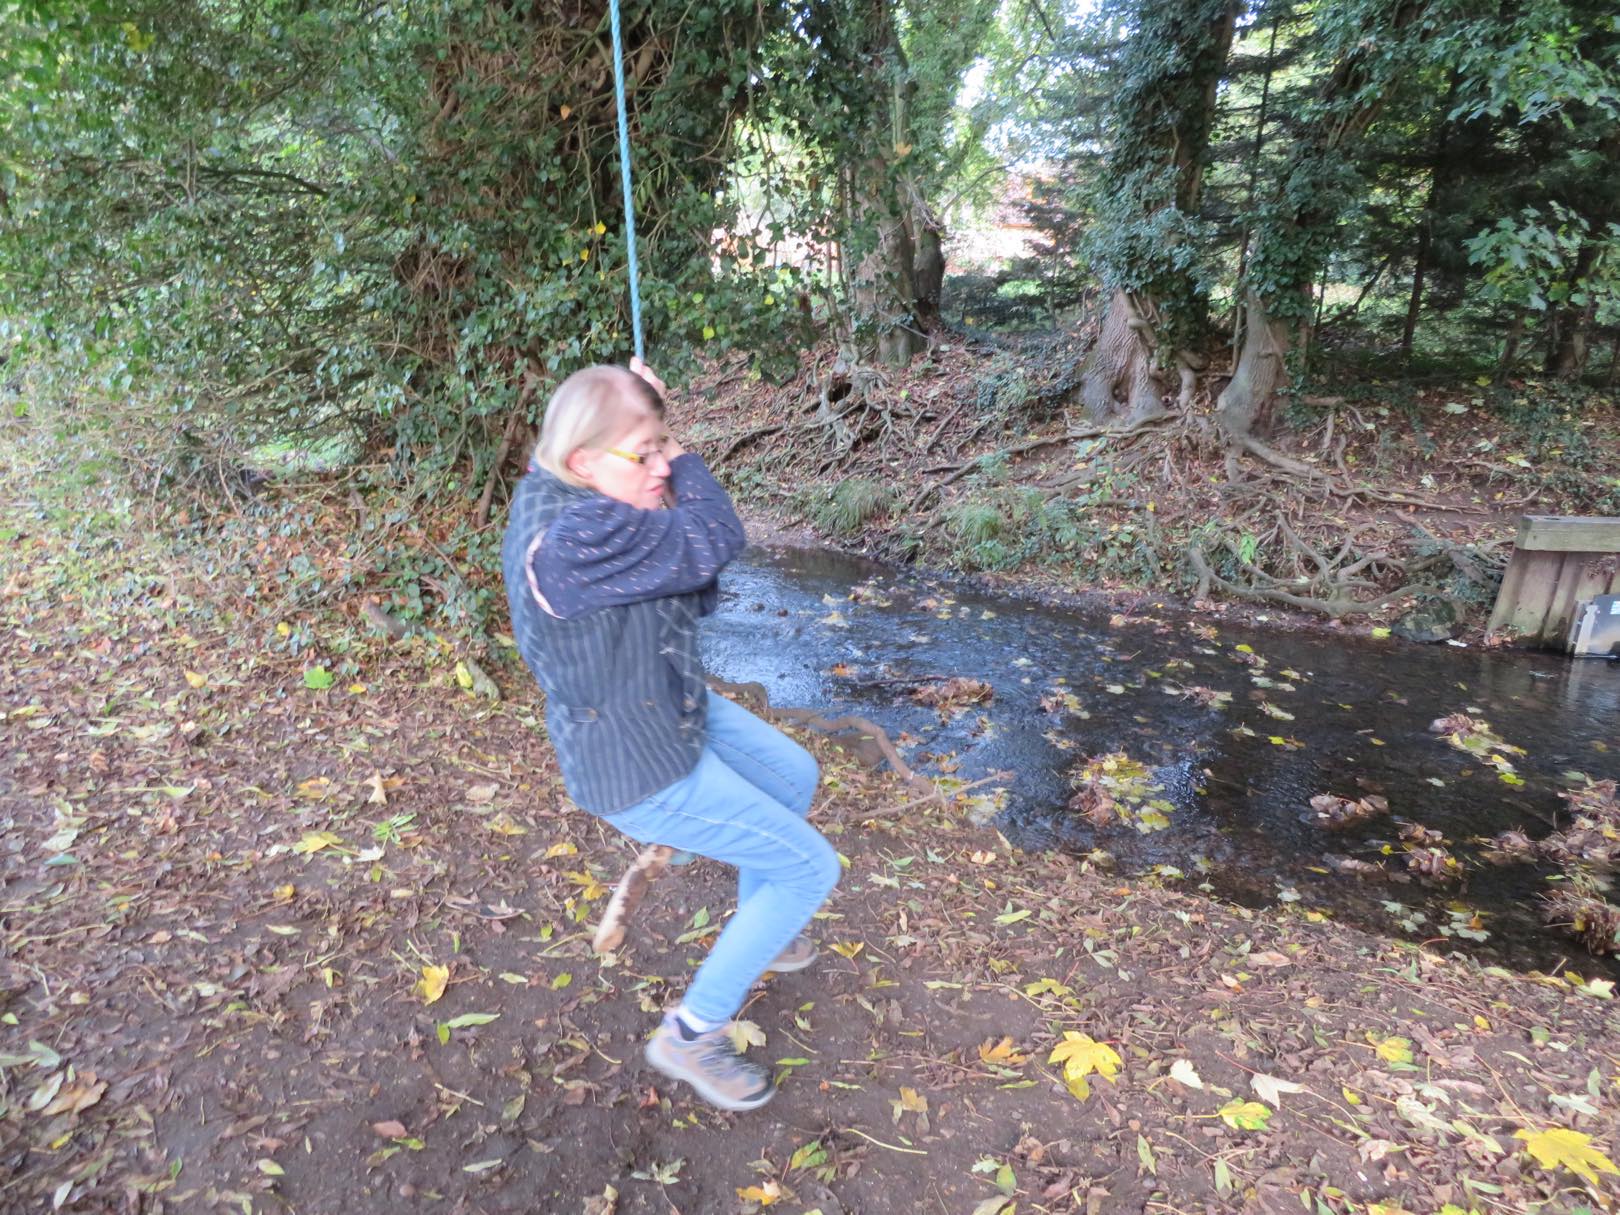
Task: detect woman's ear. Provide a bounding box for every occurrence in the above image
[564,447,594,484]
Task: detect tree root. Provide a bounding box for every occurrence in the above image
[1188,540,1427,619]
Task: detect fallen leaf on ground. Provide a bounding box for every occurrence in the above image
[1252,1073,1305,1107]
[1513,1126,1618,1186]
[415,964,449,1005]
[1218,1098,1273,1131]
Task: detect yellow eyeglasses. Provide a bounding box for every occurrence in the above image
[604,445,667,465]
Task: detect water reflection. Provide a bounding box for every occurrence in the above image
[704,548,1618,972]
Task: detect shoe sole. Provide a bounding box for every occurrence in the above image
[763,949,818,975]
[645,1035,775,1112]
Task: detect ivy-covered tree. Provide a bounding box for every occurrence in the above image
[1075,0,1239,423]
[0,0,796,471]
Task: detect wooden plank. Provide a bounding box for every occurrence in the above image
[1545,554,1597,646]
[1499,550,1564,642]
[1487,549,1533,636]
[1514,516,1620,552]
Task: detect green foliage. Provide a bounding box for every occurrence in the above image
[944,499,1004,545]
[1467,205,1620,323]
[0,0,801,476]
[811,477,893,535]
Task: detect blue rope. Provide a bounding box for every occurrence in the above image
[608,0,644,361]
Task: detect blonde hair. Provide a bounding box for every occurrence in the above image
[534,366,660,486]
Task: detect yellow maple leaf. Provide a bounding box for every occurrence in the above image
[415,963,450,1005]
[978,1036,1028,1066]
[1048,1032,1121,1085]
[736,1180,781,1206]
[563,869,607,900]
[829,940,864,960]
[543,841,577,859]
[292,829,342,854]
[1514,1126,1619,1186]
[1372,1035,1414,1065]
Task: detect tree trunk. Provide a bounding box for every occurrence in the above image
[912,203,945,326]
[1079,289,1167,422]
[853,187,924,366]
[847,0,924,367]
[1496,307,1526,384]
[1224,0,1425,429]
[1216,290,1293,439]
[1400,70,1461,360]
[1547,244,1599,378]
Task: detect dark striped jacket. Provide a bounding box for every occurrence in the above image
[501,460,742,813]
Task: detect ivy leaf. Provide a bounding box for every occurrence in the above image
[1513,1126,1619,1186]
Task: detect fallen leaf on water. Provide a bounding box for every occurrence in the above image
[1513,1126,1618,1186]
[415,964,450,1005]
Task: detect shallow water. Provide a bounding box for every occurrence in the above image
[703,547,1619,973]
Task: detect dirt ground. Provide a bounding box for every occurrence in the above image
[4,523,1620,1215]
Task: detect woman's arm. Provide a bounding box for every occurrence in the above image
[530,454,746,618]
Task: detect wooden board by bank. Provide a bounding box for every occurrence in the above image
[1487,516,1620,649]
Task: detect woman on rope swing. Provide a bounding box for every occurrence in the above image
[501,358,840,1112]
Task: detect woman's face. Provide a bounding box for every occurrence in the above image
[570,412,671,509]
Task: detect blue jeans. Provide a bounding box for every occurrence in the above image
[603,694,840,1025]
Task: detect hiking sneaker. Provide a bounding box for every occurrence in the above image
[645,1014,774,1112]
[763,933,818,975]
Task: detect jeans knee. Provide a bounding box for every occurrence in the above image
[808,836,841,901]
[789,747,820,814]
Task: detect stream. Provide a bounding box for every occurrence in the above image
[702,547,1620,974]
